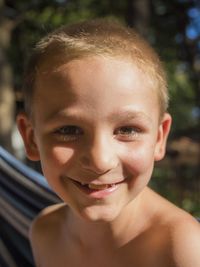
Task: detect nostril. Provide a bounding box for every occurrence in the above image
[79,154,119,174]
[78,139,119,174]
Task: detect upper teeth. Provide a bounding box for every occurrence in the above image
[88,184,109,190]
[89,183,116,190]
[79,181,116,190]
[69,178,117,190]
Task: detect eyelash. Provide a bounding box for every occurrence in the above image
[54,125,141,142]
[54,125,83,141]
[114,126,141,140]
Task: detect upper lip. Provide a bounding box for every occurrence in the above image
[67,177,125,185]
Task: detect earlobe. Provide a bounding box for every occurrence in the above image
[17,113,40,161]
[154,113,172,161]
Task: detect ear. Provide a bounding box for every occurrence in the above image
[154,113,172,161]
[17,113,40,161]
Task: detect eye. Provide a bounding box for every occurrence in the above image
[114,126,141,141]
[54,125,83,141]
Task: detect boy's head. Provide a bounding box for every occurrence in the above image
[22,18,168,118]
[18,18,172,222]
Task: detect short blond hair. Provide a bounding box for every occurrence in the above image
[23,18,168,117]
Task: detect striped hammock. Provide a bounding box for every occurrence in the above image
[0,146,59,267]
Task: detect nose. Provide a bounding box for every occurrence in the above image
[79,133,119,175]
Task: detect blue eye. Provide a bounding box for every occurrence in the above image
[54,125,83,141]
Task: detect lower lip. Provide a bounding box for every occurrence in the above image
[71,179,122,198]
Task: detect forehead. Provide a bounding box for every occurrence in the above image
[35,55,156,93]
[33,56,159,122]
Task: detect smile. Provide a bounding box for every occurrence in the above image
[64,176,124,198]
[79,182,117,190]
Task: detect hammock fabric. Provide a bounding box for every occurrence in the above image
[0,146,59,267]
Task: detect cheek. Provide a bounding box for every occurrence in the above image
[120,144,156,197]
[51,146,75,166]
[122,143,155,175]
[39,145,75,175]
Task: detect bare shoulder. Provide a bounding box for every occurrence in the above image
[151,190,200,267]
[29,203,67,265]
[145,189,200,267]
[168,212,200,267]
[30,203,67,235]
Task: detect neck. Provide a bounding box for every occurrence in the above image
[66,188,150,249]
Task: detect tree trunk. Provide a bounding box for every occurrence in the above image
[0,0,15,153]
[125,0,151,38]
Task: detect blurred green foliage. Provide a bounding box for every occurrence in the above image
[152,165,200,217]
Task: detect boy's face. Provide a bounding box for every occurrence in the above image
[18,56,171,222]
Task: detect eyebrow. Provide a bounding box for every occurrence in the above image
[44,110,83,124]
[108,110,153,124]
[44,109,152,125]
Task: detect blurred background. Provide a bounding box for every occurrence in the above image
[0,0,200,217]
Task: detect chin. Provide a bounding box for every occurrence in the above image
[78,204,121,223]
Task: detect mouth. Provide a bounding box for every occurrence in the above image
[65,177,124,198]
[75,181,118,190]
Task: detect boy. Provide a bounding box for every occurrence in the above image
[17,19,200,267]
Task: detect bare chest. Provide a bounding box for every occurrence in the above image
[37,241,173,267]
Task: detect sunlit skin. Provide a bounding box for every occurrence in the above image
[22,56,168,220]
[18,56,200,267]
